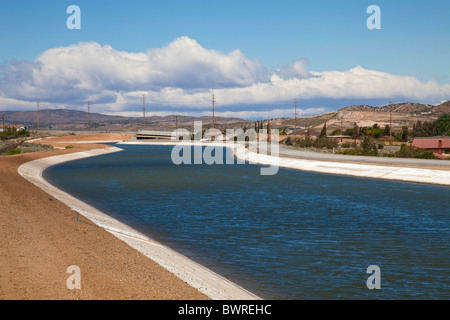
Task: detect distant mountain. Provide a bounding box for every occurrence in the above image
[0,109,252,132]
[338,101,450,115]
[269,100,450,132]
[328,101,450,131]
[2,109,126,125]
[2,100,448,132]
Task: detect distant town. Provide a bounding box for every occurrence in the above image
[1,100,450,159]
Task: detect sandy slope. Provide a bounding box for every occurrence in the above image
[0,137,208,300]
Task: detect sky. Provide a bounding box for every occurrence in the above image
[0,0,449,120]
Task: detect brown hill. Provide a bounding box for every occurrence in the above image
[271,101,450,132]
[329,101,450,131]
[339,101,449,115]
[1,109,252,132]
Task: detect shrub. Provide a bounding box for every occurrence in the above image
[337,148,357,155]
[283,137,292,145]
[395,144,436,159]
[360,136,378,156]
[414,151,436,159]
[6,148,21,155]
[313,137,325,149]
[297,136,314,148]
[341,142,353,148]
[20,143,55,154]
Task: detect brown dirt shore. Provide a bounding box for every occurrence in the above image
[0,134,208,300]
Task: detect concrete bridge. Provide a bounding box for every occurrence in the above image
[135,130,174,140]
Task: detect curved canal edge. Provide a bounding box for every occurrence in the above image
[17,146,261,300]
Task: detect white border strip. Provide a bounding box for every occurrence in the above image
[17,146,260,300]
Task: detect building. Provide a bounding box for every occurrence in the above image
[0,124,27,132]
[411,136,450,156]
[288,129,321,138]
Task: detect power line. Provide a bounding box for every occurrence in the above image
[1,114,5,142]
[143,94,146,128]
[389,101,393,145]
[294,98,297,136]
[36,99,40,132]
[88,100,91,131]
[212,93,216,129]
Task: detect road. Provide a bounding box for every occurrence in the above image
[277,145,450,170]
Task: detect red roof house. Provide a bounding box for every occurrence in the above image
[411,137,450,156]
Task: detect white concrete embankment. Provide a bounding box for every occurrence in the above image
[234,146,450,186]
[18,146,260,300]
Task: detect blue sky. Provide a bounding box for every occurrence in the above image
[1,0,449,119]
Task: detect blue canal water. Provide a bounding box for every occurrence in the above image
[44,144,450,299]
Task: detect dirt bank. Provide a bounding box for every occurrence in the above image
[0,137,208,300]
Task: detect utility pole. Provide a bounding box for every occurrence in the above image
[212,93,216,129]
[36,99,40,132]
[389,101,393,145]
[1,115,5,142]
[87,100,91,131]
[176,115,179,131]
[340,116,343,143]
[294,98,297,136]
[142,94,146,128]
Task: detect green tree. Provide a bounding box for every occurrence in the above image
[319,122,327,138]
[331,129,342,136]
[437,114,450,135]
[401,126,409,142]
[367,125,382,138]
[361,136,378,156]
[413,120,422,137]
[352,123,359,148]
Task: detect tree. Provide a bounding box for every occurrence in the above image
[437,114,450,135]
[361,136,378,156]
[401,126,409,142]
[423,121,438,136]
[353,122,359,148]
[413,120,422,138]
[383,125,391,137]
[367,124,382,138]
[413,119,438,137]
[319,122,327,138]
[331,129,342,136]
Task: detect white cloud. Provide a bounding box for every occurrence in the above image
[1,37,449,117]
[0,37,269,103]
[278,58,311,79]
